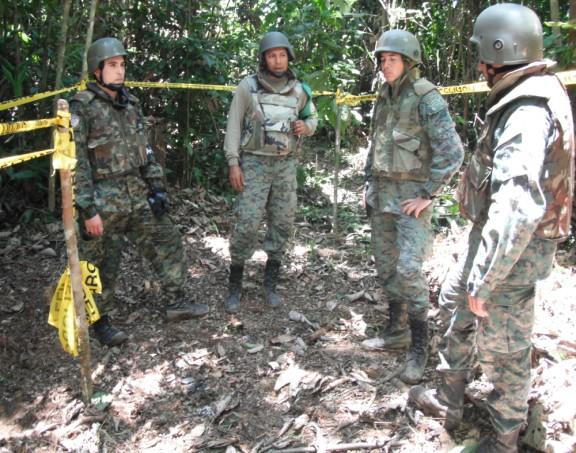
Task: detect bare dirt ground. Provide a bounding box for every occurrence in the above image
[1,156,575,453]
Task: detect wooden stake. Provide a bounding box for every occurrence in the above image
[56,99,93,403]
[332,102,342,235]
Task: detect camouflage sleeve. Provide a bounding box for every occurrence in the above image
[418,91,464,197]
[70,99,98,219]
[364,100,379,183]
[138,107,165,192]
[467,100,554,300]
[223,79,252,167]
[298,84,318,136]
[302,100,318,136]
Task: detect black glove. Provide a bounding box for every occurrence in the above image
[147,190,170,218]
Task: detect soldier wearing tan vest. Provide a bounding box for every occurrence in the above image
[223,32,317,313]
[409,4,574,452]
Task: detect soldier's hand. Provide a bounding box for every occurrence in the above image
[147,190,170,217]
[401,197,432,218]
[85,214,104,237]
[229,165,244,192]
[468,294,489,318]
[292,120,309,136]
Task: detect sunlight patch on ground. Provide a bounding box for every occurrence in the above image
[202,235,229,259]
[202,235,270,263]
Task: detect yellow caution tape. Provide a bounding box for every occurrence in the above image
[49,261,102,357]
[438,81,489,95]
[0,148,55,170]
[0,117,67,136]
[558,70,576,86]
[126,80,237,92]
[0,84,82,112]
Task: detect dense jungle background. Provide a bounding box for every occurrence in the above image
[1,1,576,452]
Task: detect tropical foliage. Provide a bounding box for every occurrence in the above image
[0,0,574,219]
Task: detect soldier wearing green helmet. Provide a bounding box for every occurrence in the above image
[223,31,317,313]
[409,4,574,452]
[70,37,209,346]
[361,28,464,385]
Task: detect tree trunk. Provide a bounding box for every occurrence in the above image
[550,0,561,42]
[81,0,99,81]
[570,0,576,47]
[54,0,72,90]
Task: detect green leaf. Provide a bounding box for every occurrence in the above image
[91,390,113,411]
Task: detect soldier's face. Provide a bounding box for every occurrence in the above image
[379,52,404,84]
[264,47,289,76]
[96,56,126,85]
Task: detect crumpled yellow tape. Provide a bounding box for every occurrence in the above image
[52,111,77,170]
[49,261,102,357]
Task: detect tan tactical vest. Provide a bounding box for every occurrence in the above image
[240,75,302,156]
[458,73,574,241]
[73,87,148,181]
[371,78,438,181]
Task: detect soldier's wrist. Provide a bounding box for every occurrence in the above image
[79,204,98,219]
[228,157,240,167]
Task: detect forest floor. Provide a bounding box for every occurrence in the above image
[1,147,575,453]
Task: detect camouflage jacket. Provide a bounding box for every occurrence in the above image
[365,70,464,213]
[224,69,318,166]
[70,83,164,219]
[462,61,575,300]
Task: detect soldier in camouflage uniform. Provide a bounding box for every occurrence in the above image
[361,30,464,384]
[223,31,317,313]
[409,5,574,452]
[71,37,209,346]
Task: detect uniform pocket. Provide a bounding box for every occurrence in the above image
[456,152,492,222]
[392,129,422,172]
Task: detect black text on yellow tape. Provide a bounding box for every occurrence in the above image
[0,148,55,170]
[0,117,62,137]
[49,261,102,356]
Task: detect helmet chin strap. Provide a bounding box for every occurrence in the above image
[96,74,124,92]
[484,63,525,87]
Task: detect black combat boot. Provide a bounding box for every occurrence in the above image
[477,427,521,453]
[400,317,429,384]
[166,300,210,321]
[225,264,244,313]
[92,315,128,346]
[409,370,468,430]
[362,302,410,350]
[263,259,282,307]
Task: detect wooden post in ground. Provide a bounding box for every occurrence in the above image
[332,101,342,235]
[56,99,93,403]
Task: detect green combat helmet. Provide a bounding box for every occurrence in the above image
[374,29,421,64]
[87,37,127,74]
[259,31,295,61]
[470,3,543,66]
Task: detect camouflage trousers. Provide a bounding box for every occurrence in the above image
[78,202,186,313]
[370,208,433,320]
[438,224,556,433]
[229,153,297,265]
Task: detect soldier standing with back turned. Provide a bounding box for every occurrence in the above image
[409,5,574,451]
